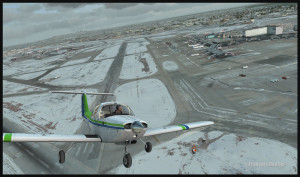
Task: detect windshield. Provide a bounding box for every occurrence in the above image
[100,104,134,118]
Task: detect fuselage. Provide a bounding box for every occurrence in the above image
[82,102,147,143]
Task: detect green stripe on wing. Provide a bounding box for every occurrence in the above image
[4,133,12,142]
[178,125,186,130]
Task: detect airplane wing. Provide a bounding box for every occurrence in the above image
[3,133,101,142]
[143,121,214,137]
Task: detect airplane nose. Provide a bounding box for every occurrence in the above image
[131,121,146,133]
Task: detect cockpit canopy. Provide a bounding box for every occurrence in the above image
[93,103,134,119]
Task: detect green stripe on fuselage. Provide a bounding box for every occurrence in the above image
[4,133,12,142]
[85,115,124,128]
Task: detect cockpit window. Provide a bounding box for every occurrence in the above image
[99,104,134,118]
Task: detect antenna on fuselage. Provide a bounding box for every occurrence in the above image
[50,91,114,96]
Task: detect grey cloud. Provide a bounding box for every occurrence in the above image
[4,23,48,40]
[3,4,42,24]
[104,3,139,10]
[18,4,42,13]
[43,3,89,11]
[3,11,23,24]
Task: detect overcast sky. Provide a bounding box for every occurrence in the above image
[3,3,254,47]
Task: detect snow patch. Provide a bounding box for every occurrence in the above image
[3,153,24,174]
[61,56,91,67]
[39,59,113,86]
[3,80,47,95]
[126,42,148,55]
[119,53,157,79]
[12,71,46,80]
[94,44,121,60]
[3,89,97,134]
[108,131,297,174]
[3,55,65,76]
[114,79,176,128]
[149,34,177,41]
[163,61,178,71]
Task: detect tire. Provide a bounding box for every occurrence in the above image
[145,142,152,153]
[59,150,65,164]
[123,153,132,168]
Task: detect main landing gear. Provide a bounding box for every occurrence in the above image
[123,141,132,168]
[122,140,152,168]
[59,150,65,164]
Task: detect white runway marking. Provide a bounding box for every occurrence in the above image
[75,145,82,157]
[83,143,89,154]
[234,87,296,96]
[174,79,296,126]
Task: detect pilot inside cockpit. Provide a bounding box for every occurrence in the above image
[100,104,133,118]
[112,105,123,115]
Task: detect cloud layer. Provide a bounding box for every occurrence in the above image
[3,3,252,47]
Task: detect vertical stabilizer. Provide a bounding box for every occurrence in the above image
[82,94,92,119]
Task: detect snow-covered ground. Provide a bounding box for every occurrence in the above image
[3,153,24,174]
[61,56,91,67]
[126,42,147,55]
[3,89,97,134]
[83,46,105,53]
[3,55,64,76]
[149,34,177,41]
[12,71,46,80]
[126,40,150,55]
[108,130,297,174]
[94,44,121,60]
[3,80,47,95]
[162,61,178,71]
[114,79,176,128]
[39,59,113,86]
[119,53,157,79]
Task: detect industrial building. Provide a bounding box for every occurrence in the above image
[267,25,283,35]
[243,26,283,37]
[243,27,268,37]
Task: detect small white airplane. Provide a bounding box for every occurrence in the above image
[3,91,214,168]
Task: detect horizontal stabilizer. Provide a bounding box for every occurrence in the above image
[50,91,114,96]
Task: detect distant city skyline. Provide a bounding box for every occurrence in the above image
[3,3,256,47]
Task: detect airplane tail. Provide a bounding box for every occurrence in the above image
[82,93,92,119]
[50,91,114,120]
